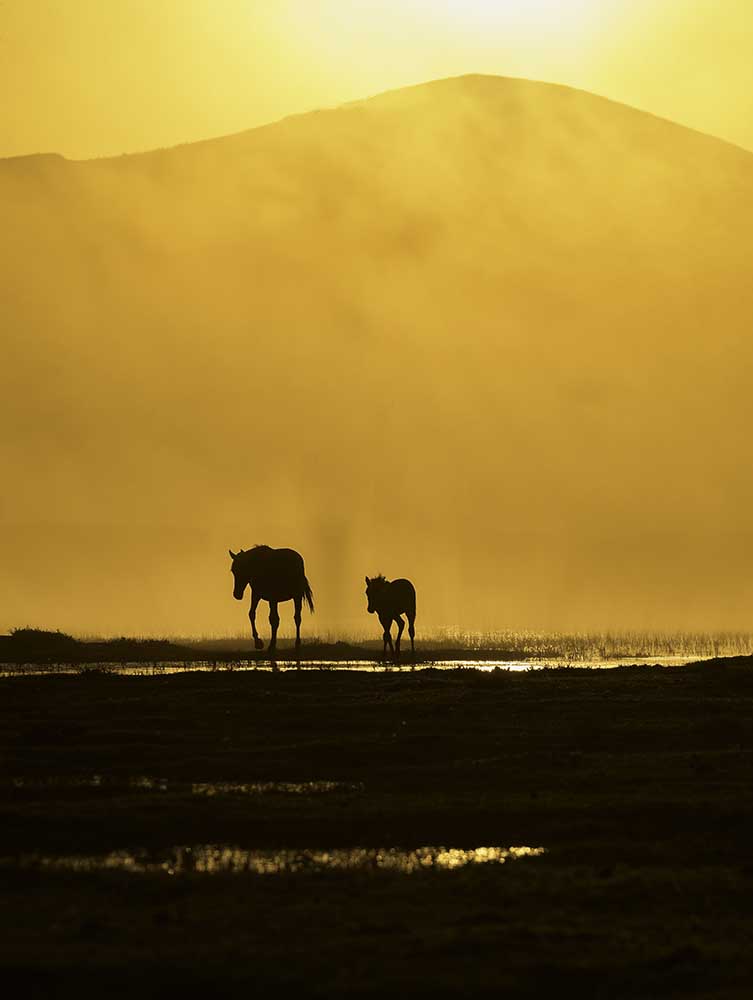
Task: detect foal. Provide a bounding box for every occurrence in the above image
[365,575,416,658]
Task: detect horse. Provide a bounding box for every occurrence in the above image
[365,575,416,658]
[229,546,314,652]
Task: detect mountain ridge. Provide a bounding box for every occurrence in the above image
[3,74,753,166]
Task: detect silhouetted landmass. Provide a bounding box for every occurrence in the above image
[1,664,751,997]
[1,630,193,664]
[5,628,79,654]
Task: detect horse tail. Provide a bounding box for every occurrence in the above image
[302,576,315,614]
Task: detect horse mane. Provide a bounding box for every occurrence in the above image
[369,574,388,585]
[233,545,272,566]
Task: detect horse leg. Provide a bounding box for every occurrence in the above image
[293,595,302,649]
[249,591,264,650]
[394,615,405,659]
[379,614,394,658]
[407,610,416,654]
[268,601,280,654]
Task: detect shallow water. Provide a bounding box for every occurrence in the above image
[1,844,546,876]
[0,654,700,678]
[7,776,363,796]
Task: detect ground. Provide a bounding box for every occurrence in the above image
[1,662,752,998]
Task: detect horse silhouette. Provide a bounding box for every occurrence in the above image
[229,546,314,652]
[365,575,416,658]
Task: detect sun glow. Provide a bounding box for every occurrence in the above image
[424,0,599,39]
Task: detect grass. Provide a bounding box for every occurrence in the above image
[5,626,753,666]
[1,661,752,996]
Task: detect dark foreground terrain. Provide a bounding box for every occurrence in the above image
[2,662,752,998]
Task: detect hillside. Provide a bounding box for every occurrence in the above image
[3,75,753,634]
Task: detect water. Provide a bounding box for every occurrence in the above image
[0,654,702,678]
[2,776,544,875]
[7,776,363,796]
[0,844,546,876]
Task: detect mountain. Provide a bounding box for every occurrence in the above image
[3,75,753,634]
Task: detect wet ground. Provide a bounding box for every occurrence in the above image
[0,654,700,677]
[1,662,752,997]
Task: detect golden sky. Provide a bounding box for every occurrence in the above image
[2,0,753,159]
[4,1,753,637]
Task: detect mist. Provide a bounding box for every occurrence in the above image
[3,75,753,636]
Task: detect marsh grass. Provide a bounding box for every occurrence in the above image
[427,627,753,660]
[4,625,753,668]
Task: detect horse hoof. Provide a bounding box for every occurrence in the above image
[254,638,264,650]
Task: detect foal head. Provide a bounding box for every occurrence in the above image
[365,575,388,614]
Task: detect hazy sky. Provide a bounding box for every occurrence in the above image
[4,2,753,638]
[2,0,753,159]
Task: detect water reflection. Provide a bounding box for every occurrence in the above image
[191,780,363,796]
[8,776,362,796]
[4,844,545,876]
[0,655,698,678]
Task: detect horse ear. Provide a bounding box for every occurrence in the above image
[365,576,370,584]
[229,549,237,559]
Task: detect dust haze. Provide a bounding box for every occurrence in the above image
[3,75,753,636]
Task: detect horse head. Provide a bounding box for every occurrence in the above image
[229,549,248,600]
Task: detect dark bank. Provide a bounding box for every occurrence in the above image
[1,661,752,997]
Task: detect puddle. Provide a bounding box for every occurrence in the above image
[7,776,363,796]
[1,844,545,876]
[190,780,362,796]
[0,655,700,678]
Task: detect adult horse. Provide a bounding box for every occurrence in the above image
[365,575,416,658]
[229,546,314,652]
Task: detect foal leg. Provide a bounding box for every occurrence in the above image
[293,595,303,649]
[379,614,394,658]
[394,615,405,658]
[407,611,416,654]
[249,591,264,650]
[268,601,280,654]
